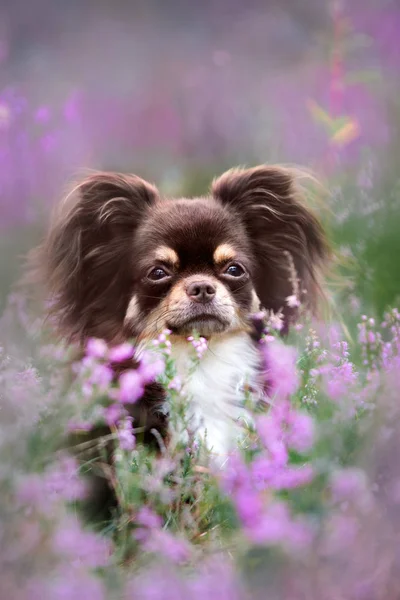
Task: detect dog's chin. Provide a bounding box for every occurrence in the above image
[167,314,230,337]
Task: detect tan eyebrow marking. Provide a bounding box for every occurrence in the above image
[154,246,179,267]
[213,243,237,264]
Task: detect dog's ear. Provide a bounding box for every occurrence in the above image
[212,165,328,328]
[30,172,159,342]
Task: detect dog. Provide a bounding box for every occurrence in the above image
[30,165,327,462]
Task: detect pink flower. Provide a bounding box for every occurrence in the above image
[269,465,314,489]
[323,514,359,555]
[330,468,369,504]
[117,417,136,451]
[43,455,87,503]
[16,456,87,510]
[108,342,134,363]
[286,410,315,453]
[143,529,191,564]
[168,376,182,391]
[67,419,93,433]
[117,369,144,404]
[86,338,108,359]
[246,502,312,550]
[52,516,112,568]
[88,363,113,390]
[103,403,126,426]
[136,506,163,529]
[47,568,105,600]
[257,414,288,467]
[262,339,299,399]
[286,294,300,308]
[234,487,264,528]
[139,351,166,383]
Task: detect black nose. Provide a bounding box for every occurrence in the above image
[186,280,216,304]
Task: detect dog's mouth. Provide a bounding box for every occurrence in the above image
[167,313,229,336]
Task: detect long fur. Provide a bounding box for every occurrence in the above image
[25,164,329,512]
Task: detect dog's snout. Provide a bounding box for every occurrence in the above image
[186,280,216,304]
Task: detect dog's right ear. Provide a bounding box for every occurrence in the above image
[28,172,159,342]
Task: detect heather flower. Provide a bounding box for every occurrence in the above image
[268,464,314,490]
[16,456,87,511]
[256,413,288,467]
[43,455,87,503]
[108,342,134,363]
[47,569,106,600]
[103,403,126,426]
[136,506,163,529]
[16,474,51,511]
[168,375,182,391]
[323,513,360,555]
[234,487,264,529]
[286,410,315,453]
[330,468,371,509]
[187,335,208,359]
[88,363,113,390]
[52,516,112,568]
[67,419,93,433]
[127,568,185,600]
[85,338,108,359]
[143,529,191,564]
[245,501,313,551]
[117,416,136,451]
[138,351,166,383]
[262,339,299,399]
[286,294,300,308]
[116,369,144,404]
[267,311,284,331]
[189,559,241,600]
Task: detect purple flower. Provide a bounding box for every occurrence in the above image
[168,376,182,391]
[88,363,113,390]
[136,506,163,529]
[117,417,136,451]
[67,419,93,433]
[16,456,87,510]
[103,403,126,426]
[117,369,144,404]
[35,106,51,124]
[52,516,112,568]
[85,338,108,359]
[286,410,315,453]
[189,559,241,600]
[323,514,359,556]
[234,487,264,528]
[257,413,288,467]
[330,468,369,505]
[139,351,166,383]
[108,342,134,363]
[143,529,191,564]
[269,465,314,490]
[262,339,299,399]
[47,568,105,600]
[43,455,87,503]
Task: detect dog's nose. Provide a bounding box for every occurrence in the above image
[186,280,216,304]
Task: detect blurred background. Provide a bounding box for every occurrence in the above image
[1,0,399,318]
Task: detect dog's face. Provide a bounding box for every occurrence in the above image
[37,166,328,343]
[126,198,256,338]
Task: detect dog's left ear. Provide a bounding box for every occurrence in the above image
[212,165,329,327]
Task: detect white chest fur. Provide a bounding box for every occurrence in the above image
[170,332,261,459]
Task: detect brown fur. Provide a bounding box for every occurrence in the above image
[25,165,329,518]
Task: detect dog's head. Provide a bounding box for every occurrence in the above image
[34,166,328,343]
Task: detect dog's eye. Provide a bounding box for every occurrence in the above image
[148,267,170,281]
[224,263,245,277]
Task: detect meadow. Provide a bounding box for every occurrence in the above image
[1,1,400,598]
